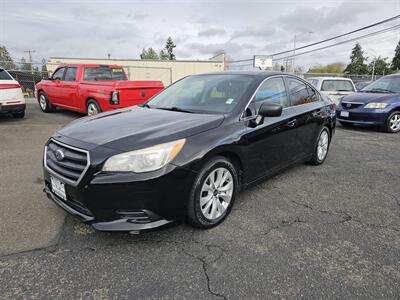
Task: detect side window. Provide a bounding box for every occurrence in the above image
[287,77,318,106]
[52,67,66,80]
[64,67,77,81]
[254,77,289,108]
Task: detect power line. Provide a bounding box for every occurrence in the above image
[228,14,400,63]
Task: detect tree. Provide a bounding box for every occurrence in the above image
[140,48,159,59]
[41,58,48,73]
[0,45,16,70]
[391,39,400,71]
[20,57,32,71]
[344,43,368,75]
[368,56,391,76]
[165,37,176,60]
[308,63,345,74]
[159,49,168,60]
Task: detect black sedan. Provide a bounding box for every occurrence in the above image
[43,72,336,232]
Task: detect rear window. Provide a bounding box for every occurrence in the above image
[83,67,126,81]
[0,69,12,80]
[321,80,354,92]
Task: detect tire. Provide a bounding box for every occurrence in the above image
[12,110,25,119]
[385,111,400,133]
[86,99,102,116]
[38,91,55,113]
[308,127,331,165]
[187,156,239,229]
[339,121,353,128]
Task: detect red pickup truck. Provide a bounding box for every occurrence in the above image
[35,64,164,115]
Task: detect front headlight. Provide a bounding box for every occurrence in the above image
[102,139,186,173]
[364,102,388,109]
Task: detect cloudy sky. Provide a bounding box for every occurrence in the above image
[1,0,399,69]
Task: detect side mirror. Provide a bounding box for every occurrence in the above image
[258,103,283,117]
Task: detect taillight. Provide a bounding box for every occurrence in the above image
[0,84,21,90]
[110,91,119,105]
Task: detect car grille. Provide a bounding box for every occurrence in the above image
[45,140,89,183]
[341,102,364,110]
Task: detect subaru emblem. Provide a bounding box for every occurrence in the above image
[346,103,351,108]
[55,149,65,161]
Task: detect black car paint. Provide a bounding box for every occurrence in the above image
[43,72,336,232]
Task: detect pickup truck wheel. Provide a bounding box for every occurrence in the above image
[87,100,102,116]
[38,92,54,113]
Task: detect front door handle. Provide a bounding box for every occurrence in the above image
[287,119,297,127]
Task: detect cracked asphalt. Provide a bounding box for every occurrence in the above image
[1,103,399,299]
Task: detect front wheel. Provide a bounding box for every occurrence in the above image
[385,111,400,133]
[187,156,239,229]
[308,127,331,165]
[38,92,54,113]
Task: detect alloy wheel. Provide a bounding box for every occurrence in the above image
[317,130,329,161]
[200,167,233,220]
[389,114,400,132]
[39,94,47,111]
[87,103,99,116]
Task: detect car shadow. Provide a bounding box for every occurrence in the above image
[337,123,385,133]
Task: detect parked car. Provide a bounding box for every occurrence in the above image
[0,68,25,118]
[337,74,400,133]
[354,80,372,91]
[307,77,356,104]
[35,64,164,115]
[43,72,336,232]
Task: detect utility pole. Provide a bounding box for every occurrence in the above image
[107,53,111,60]
[24,50,35,74]
[371,58,376,81]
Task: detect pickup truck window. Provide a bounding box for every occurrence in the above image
[83,67,126,81]
[52,67,66,80]
[64,67,77,81]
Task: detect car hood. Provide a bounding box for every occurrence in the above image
[57,106,225,151]
[341,92,399,104]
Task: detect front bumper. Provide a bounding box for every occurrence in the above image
[336,106,389,126]
[43,160,197,232]
[0,103,26,113]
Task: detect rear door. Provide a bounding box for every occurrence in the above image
[285,76,325,157]
[59,67,79,109]
[46,67,66,104]
[242,76,300,182]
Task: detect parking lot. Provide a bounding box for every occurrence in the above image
[0,102,399,299]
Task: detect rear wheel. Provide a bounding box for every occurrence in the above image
[86,99,102,116]
[187,156,239,229]
[12,110,25,119]
[308,127,330,165]
[38,92,54,113]
[385,111,400,133]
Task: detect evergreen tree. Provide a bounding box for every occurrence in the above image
[368,56,391,75]
[140,48,159,59]
[159,49,168,60]
[0,45,16,69]
[41,58,48,72]
[344,43,368,75]
[391,40,400,71]
[165,37,176,60]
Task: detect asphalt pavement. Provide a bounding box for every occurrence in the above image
[0,103,399,299]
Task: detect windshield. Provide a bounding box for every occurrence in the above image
[146,74,254,114]
[321,80,354,92]
[361,76,400,93]
[83,67,127,81]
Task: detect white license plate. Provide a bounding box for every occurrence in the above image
[340,111,349,117]
[51,176,66,200]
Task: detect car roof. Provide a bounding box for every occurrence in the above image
[307,77,353,81]
[192,71,293,79]
[59,63,124,68]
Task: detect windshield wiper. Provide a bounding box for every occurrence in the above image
[141,103,151,108]
[365,88,395,94]
[156,107,194,113]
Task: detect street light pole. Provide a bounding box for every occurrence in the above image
[292,31,313,74]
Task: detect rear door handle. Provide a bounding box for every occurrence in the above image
[287,119,297,127]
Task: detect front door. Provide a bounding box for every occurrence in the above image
[46,67,66,104]
[59,67,79,109]
[242,76,299,183]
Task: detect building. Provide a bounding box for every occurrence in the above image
[47,54,225,86]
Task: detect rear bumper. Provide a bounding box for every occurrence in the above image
[0,103,26,113]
